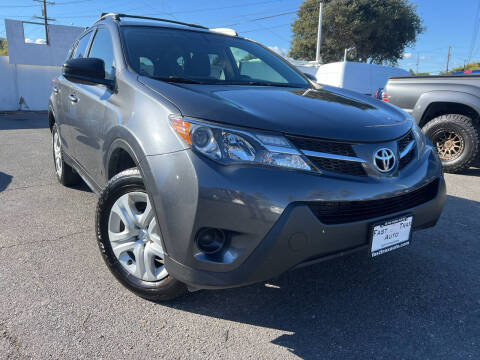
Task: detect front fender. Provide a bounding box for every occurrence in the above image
[103,127,147,179]
[412,90,480,123]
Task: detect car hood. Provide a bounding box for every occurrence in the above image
[139,76,412,142]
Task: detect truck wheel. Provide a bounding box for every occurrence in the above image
[52,123,80,186]
[96,168,187,301]
[422,114,479,173]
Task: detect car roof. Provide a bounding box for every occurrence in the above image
[117,20,212,33]
[92,14,238,37]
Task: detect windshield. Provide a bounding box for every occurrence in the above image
[121,26,310,88]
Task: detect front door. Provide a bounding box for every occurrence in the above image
[59,30,94,160]
[70,26,117,186]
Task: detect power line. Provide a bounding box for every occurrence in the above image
[221,10,297,27]
[51,0,292,20]
[0,0,93,8]
[241,23,291,34]
[149,0,291,15]
[468,0,480,62]
[219,3,320,28]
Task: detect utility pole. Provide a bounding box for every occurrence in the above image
[416,52,420,74]
[344,47,355,62]
[33,0,55,45]
[315,1,323,64]
[445,46,452,73]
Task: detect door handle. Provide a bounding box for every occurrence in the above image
[69,94,78,103]
[53,87,59,94]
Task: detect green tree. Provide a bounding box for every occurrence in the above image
[289,0,424,64]
[0,39,7,56]
[409,68,430,76]
[450,62,480,73]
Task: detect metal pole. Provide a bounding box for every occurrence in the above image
[316,1,323,64]
[43,0,49,45]
[344,48,347,62]
[445,46,451,73]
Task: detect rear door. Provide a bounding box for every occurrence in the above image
[70,26,117,185]
[57,31,94,158]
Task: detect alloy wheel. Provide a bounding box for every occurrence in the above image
[434,130,464,161]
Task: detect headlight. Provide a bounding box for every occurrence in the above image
[170,116,310,171]
[411,120,426,157]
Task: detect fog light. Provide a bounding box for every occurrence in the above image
[195,228,226,255]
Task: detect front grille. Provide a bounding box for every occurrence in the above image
[286,131,417,177]
[399,147,415,170]
[397,130,416,169]
[307,179,439,225]
[398,130,414,153]
[286,135,356,157]
[286,135,366,176]
[308,157,367,176]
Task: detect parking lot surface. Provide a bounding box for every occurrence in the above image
[1,112,479,359]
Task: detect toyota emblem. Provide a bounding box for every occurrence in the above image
[374,148,396,172]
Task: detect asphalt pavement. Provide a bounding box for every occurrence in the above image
[1,112,479,359]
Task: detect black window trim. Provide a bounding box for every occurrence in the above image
[87,25,116,81]
[71,29,95,59]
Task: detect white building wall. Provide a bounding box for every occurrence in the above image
[16,64,61,111]
[0,56,17,111]
[5,19,83,66]
[0,20,83,111]
[0,56,61,111]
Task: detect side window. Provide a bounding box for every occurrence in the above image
[71,32,92,59]
[229,47,287,83]
[88,28,115,80]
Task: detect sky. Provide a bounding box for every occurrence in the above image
[0,0,479,74]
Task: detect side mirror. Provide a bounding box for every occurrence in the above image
[303,72,317,82]
[63,58,114,88]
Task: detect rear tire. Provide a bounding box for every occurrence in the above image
[95,168,187,301]
[52,123,80,186]
[422,114,479,173]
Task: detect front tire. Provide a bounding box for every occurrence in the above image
[95,168,187,301]
[423,114,479,173]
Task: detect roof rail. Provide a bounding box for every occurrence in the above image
[97,13,208,30]
[209,27,238,37]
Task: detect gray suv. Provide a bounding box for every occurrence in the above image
[49,14,446,300]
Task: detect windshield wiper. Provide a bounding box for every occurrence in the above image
[251,82,308,88]
[149,76,203,84]
[223,81,307,88]
[149,76,307,87]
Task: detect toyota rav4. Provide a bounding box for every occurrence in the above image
[49,13,446,300]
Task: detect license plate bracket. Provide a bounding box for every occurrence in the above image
[370,215,413,257]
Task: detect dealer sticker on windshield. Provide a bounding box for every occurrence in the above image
[371,216,413,257]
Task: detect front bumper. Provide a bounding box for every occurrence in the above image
[140,145,446,290]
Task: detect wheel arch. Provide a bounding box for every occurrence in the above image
[413,91,480,127]
[48,102,56,132]
[105,137,144,181]
[102,131,172,267]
